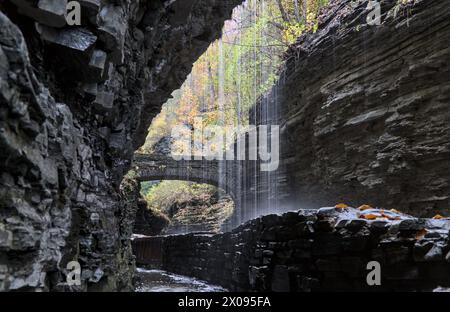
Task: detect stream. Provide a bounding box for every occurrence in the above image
[135,268,227,292]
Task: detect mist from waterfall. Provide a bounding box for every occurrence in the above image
[139,0,330,229]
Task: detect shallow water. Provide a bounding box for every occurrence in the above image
[135,268,227,292]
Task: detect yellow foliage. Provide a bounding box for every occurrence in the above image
[141,0,330,153]
[282,22,306,44]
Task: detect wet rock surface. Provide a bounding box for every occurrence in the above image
[250,0,450,220]
[135,207,450,291]
[1,0,449,293]
[0,0,242,291]
[135,268,226,292]
[133,0,450,228]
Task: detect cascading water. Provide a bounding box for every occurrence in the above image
[138,0,306,236]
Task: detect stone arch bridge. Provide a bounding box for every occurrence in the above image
[133,153,239,198]
[132,153,288,229]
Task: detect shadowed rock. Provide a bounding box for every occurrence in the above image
[0,0,243,291]
[11,0,68,28]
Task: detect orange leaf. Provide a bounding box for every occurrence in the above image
[360,214,377,220]
[335,203,349,209]
[415,229,427,240]
[433,214,445,220]
[358,204,372,211]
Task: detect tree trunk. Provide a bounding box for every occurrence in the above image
[294,0,301,22]
[207,61,216,111]
[276,0,289,22]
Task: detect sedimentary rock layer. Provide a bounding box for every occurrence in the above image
[252,0,450,219]
[0,0,242,291]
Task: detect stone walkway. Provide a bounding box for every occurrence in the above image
[135,268,226,292]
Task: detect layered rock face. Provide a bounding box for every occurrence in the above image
[0,0,241,291]
[133,198,169,237]
[162,192,234,235]
[2,0,449,292]
[134,208,450,291]
[252,0,450,219]
[130,1,450,230]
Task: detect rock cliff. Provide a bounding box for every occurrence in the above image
[2,0,449,292]
[251,0,450,220]
[0,0,242,291]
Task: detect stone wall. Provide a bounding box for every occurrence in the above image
[0,0,242,291]
[148,208,450,291]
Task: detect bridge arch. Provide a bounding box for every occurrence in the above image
[133,153,239,201]
[132,153,282,230]
[132,153,244,230]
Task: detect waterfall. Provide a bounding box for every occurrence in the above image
[141,0,295,230]
[236,5,244,227]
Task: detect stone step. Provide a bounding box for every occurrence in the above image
[36,23,97,52]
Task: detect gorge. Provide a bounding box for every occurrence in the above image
[1,0,450,292]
